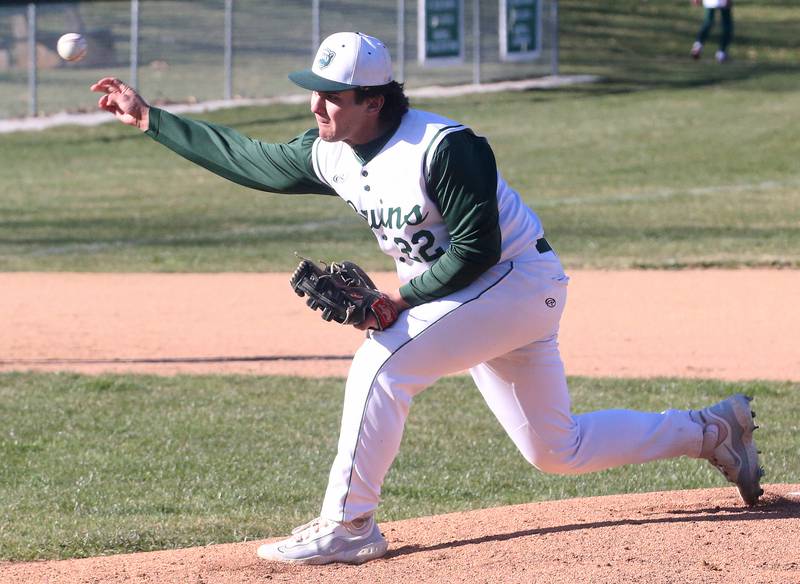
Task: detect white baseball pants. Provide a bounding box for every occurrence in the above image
[320,250,704,522]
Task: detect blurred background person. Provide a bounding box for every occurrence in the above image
[690,0,734,63]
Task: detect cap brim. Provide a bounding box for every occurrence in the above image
[288,70,357,92]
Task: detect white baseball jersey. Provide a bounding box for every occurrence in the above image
[702,0,730,8]
[310,109,543,284]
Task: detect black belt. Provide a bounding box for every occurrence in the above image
[535,238,552,254]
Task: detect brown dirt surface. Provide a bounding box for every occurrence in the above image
[2,486,799,584]
[1,270,798,583]
[1,270,798,380]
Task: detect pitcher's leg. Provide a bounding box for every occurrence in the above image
[471,338,703,475]
[320,335,427,522]
[321,258,571,521]
[320,261,536,522]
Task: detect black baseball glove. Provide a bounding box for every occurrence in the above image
[289,258,399,330]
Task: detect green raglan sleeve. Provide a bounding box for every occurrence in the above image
[399,130,502,306]
[146,106,335,195]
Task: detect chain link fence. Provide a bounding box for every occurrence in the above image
[0,0,558,119]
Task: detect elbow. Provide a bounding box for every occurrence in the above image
[449,244,497,270]
[472,249,500,274]
[485,243,501,267]
[457,232,501,270]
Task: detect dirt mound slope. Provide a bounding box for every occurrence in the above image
[2,485,798,584]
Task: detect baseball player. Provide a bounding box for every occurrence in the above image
[690,0,734,63]
[92,32,763,565]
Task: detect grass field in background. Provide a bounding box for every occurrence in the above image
[1,2,799,271]
[1,75,799,272]
[1,372,797,561]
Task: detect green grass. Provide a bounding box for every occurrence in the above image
[1,1,799,271]
[0,372,797,561]
[1,76,799,271]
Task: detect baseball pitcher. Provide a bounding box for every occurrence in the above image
[92,32,763,565]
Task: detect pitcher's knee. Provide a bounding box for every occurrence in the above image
[513,423,585,475]
[522,440,587,475]
[530,452,579,475]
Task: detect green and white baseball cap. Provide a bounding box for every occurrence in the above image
[289,32,393,92]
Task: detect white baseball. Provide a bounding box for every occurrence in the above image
[57,33,88,62]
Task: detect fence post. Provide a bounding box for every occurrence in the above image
[312,0,320,56]
[27,2,37,117]
[550,0,559,77]
[472,0,480,85]
[224,0,234,100]
[396,0,405,84]
[130,0,139,88]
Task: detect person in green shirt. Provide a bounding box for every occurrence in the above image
[92,32,762,566]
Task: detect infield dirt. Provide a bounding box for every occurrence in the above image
[1,270,798,583]
[1,270,798,380]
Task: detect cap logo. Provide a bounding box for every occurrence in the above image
[318,47,335,69]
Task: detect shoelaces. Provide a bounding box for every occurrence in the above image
[291,518,333,541]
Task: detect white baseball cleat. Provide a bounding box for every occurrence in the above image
[256,515,388,565]
[691,41,703,59]
[693,394,764,506]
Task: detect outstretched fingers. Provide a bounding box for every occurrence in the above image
[92,78,123,113]
[90,77,128,94]
[90,77,147,129]
[94,88,121,115]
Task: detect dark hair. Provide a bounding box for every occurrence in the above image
[354,81,409,124]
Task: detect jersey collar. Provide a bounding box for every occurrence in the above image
[350,117,402,164]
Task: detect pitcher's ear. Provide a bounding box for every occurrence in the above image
[366,95,385,114]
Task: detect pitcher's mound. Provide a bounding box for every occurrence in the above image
[3,484,798,584]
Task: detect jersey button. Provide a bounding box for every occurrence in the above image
[361,170,368,177]
[398,257,406,263]
[364,185,371,191]
[381,235,388,241]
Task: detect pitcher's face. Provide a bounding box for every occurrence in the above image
[310,90,381,146]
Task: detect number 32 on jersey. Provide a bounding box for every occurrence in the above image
[394,229,444,263]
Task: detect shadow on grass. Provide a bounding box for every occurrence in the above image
[556,0,800,97]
